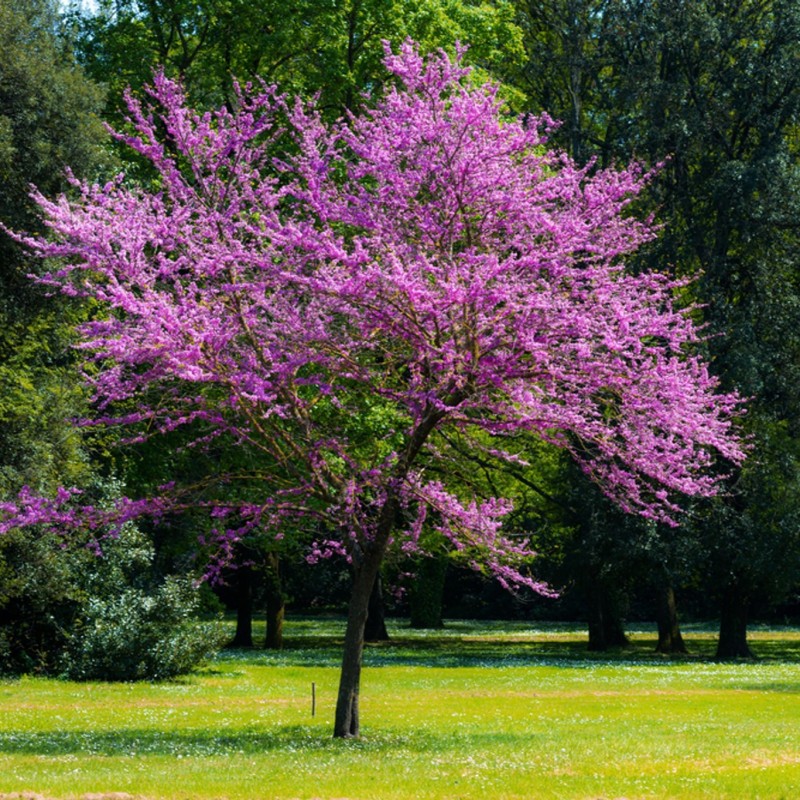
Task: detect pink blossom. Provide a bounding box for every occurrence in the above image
[1,42,745,595]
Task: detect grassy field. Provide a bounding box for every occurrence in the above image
[1,618,799,800]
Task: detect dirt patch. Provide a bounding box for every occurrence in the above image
[0,794,149,800]
[0,795,359,800]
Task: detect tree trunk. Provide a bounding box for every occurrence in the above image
[655,584,688,654]
[333,410,441,737]
[334,543,386,738]
[229,564,254,648]
[264,551,284,650]
[587,580,629,651]
[409,554,448,629]
[716,583,754,660]
[364,573,390,642]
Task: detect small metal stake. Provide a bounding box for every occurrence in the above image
[312,682,316,717]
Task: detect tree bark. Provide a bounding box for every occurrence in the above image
[716,583,754,660]
[586,580,629,651]
[333,408,442,737]
[409,554,448,629]
[333,542,386,738]
[229,563,254,648]
[264,551,284,650]
[364,573,390,642]
[655,584,688,654]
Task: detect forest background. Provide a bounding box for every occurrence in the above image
[2,0,800,680]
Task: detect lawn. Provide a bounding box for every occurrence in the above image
[1,618,799,800]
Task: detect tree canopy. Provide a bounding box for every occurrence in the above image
[1,42,745,733]
[72,0,527,117]
[0,0,107,497]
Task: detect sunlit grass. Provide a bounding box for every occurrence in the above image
[1,618,799,799]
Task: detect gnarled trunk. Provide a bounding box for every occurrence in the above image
[716,583,753,660]
[655,584,688,655]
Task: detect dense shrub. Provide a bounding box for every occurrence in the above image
[0,527,85,675]
[0,523,225,680]
[62,526,226,681]
[64,576,226,681]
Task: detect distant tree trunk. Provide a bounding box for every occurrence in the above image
[230,564,254,648]
[409,554,448,629]
[586,580,629,651]
[264,551,284,650]
[655,584,688,654]
[364,573,390,642]
[716,583,754,659]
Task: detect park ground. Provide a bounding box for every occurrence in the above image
[1,618,799,800]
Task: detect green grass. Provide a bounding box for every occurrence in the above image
[1,618,799,799]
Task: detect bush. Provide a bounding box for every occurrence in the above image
[0,527,86,675]
[62,526,226,681]
[64,576,226,681]
[0,521,225,680]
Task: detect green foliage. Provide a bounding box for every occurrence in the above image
[0,527,86,675]
[0,311,95,497]
[64,581,225,682]
[693,415,800,606]
[0,520,225,681]
[72,0,527,119]
[512,0,616,163]
[0,0,107,230]
[62,526,227,681]
[0,0,109,499]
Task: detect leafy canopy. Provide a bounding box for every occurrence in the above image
[2,42,744,592]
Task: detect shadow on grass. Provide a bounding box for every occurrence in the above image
[0,726,328,757]
[223,617,800,668]
[0,725,509,757]
[214,615,800,667]
[221,634,797,669]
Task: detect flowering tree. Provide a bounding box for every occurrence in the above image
[4,42,744,737]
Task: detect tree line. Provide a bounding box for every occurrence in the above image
[1,0,798,722]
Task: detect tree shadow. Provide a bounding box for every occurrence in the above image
[213,623,800,669]
[0,725,515,757]
[0,726,330,757]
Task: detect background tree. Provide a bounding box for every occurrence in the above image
[515,0,800,656]
[513,0,616,165]
[0,0,234,673]
[0,0,107,497]
[72,0,527,117]
[511,0,691,652]
[0,0,108,671]
[601,0,800,658]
